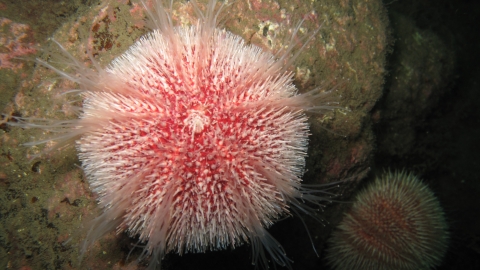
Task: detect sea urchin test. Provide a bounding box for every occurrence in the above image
[13,0,337,269]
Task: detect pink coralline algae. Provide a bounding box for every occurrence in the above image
[0,17,37,70]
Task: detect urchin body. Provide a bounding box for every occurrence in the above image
[327,171,448,270]
[16,0,334,269]
[81,24,309,259]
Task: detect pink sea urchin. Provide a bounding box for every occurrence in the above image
[326,170,449,270]
[14,0,338,269]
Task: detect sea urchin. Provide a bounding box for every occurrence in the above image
[326,170,449,270]
[13,0,337,269]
